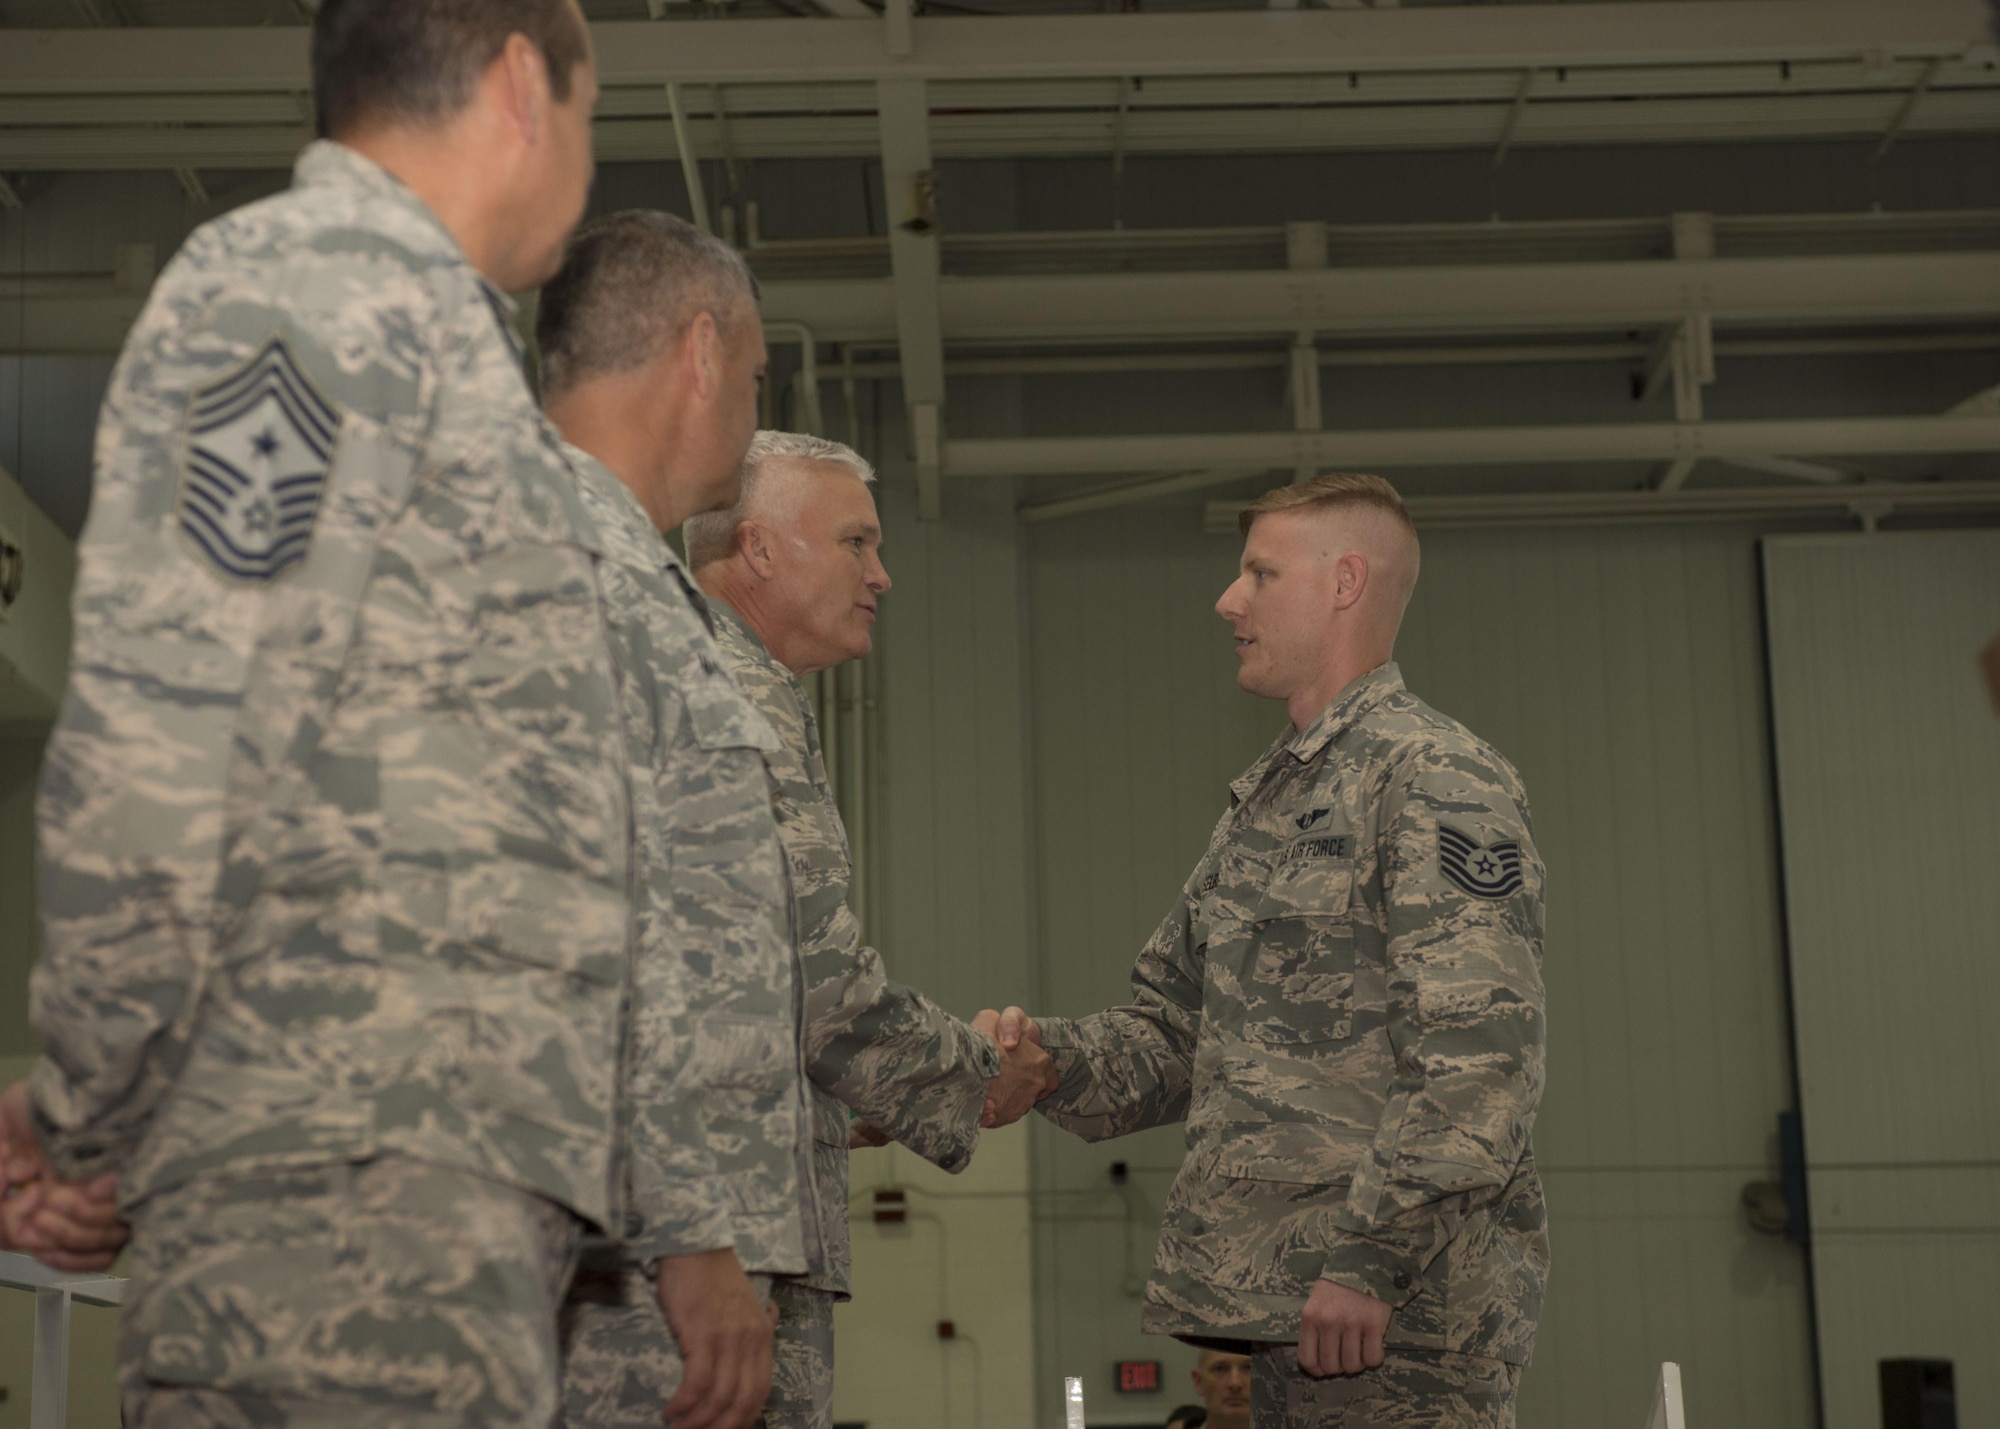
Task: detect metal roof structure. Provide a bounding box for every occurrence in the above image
[3,0,1999,521]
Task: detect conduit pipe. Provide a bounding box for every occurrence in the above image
[761,320,824,436]
[954,414,2000,481]
[1196,479,2000,532]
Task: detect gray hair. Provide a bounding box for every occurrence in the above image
[684,431,876,569]
[536,210,761,400]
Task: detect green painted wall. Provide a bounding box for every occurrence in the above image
[0,739,39,1059]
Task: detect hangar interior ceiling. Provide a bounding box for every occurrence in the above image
[2,0,1999,527]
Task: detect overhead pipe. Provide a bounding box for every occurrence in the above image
[1196,479,2000,533]
[762,320,825,436]
[951,413,2000,481]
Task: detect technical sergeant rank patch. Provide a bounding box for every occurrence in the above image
[1438,823,1525,900]
[178,337,342,582]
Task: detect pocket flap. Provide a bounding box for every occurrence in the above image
[686,666,781,756]
[1254,844,1354,922]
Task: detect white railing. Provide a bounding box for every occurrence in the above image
[1646,1362,1688,1429]
[0,1250,126,1429]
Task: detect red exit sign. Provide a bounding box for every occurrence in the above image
[1116,1361,1162,1394]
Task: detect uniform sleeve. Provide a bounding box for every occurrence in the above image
[28,234,433,1182]
[1318,744,1547,1306]
[625,978,740,1264]
[806,902,1001,1172]
[1034,887,1204,1142]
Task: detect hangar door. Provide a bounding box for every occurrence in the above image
[1762,530,2000,1429]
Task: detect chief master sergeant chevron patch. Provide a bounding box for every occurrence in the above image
[1438,822,1526,899]
[177,336,343,581]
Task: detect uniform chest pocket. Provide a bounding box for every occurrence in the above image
[1242,853,1356,1045]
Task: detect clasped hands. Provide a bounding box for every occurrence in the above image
[973,1005,1058,1129]
[848,1006,1056,1150]
[0,1080,129,1273]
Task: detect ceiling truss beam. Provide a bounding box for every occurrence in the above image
[7,245,1997,353]
[878,76,945,520]
[0,1,1986,94]
[751,250,2000,347]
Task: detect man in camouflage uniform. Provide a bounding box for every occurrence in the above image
[535,212,820,1429]
[990,475,1547,1429]
[684,433,1061,1429]
[0,5,738,1425]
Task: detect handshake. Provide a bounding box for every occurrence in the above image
[848,1007,1050,1150]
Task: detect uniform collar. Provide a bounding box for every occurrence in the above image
[706,597,766,658]
[293,140,517,324]
[563,442,716,628]
[1229,662,1404,804]
[1289,662,1404,763]
[708,598,820,703]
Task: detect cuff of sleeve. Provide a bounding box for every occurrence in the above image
[28,1083,117,1186]
[1319,1233,1427,1309]
[625,1206,737,1268]
[875,1086,984,1174]
[1034,1016,1090,1085]
[968,1030,1003,1080]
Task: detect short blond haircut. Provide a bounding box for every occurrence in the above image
[1238,471,1416,538]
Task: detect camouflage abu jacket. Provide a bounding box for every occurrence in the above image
[567,451,815,1279]
[1037,663,1548,1364]
[706,601,1000,1296]
[31,142,635,1227]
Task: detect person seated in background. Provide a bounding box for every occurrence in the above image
[1189,1349,1252,1429]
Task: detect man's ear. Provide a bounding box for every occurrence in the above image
[1332,550,1370,610]
[739,519,777,580]
[491,34,551,148]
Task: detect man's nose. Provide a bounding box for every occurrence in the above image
[867,554,891,593]
[1216,577,1246,620]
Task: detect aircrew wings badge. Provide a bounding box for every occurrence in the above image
[1438,823,1525,900]
[177,337,342,582]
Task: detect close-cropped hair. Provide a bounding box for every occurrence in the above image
[1238,471,1416,539]
[536,210,761,401]
[312,0,589,140]
[683,431,876,569]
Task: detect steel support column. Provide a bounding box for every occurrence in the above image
[878,76,945,519]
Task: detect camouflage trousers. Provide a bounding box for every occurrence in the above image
[765,1280,835,1429]
[118,1155,586,1429]
[558,1251,682,1428]
[557,1254,783,1429]
[1249,1346,1521,1429]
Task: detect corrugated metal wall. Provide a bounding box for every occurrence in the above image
[1023,510,1817,1429]
[1763,530,2000,1429]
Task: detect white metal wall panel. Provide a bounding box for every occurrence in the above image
[1025,512,1815,1429]
[1762,529,2000,1429]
